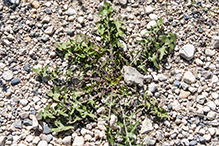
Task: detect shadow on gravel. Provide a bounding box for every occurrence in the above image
[76,0,87,12]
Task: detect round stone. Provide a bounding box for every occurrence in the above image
[3,70,13,81]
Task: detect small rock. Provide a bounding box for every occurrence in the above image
[14,120,22,129]
[109,115,118,130]
[77,17,84,24]
[65,8,77,15]
[41,34,50,42]
[43,123,51,134]
[26,135,34,143]
[148,83,158,92]
[212,75,218,83]
[212,35,219,49]
[147,21,157,29]
[203,134,211,141]
[24,64,31,72]
[149,14,158,20]
[196,95,206,104]
[202,71,211,79]
[183,71,196,84]
[11,78,21,85]
[141,117,153,134]
[158,74,167,81]
[119,0,127,5]
[171,100,181,111]
[37,140,48,146]
[46,134,53,143]
[42,16,51,23]
[31,1,40,9]
[179,90,190,99]
[32,116,39,129]
[62,136,71,145]
[181,139,189,146]
[44,26,54,35]
[195,58,203,66]
[2,39,11,46]
[33,137,40,145]
[20,99,28,106]
[3,70,13,81]
[9,0,20,4]
[121,66,144,86]
[205,49,215,56]
[189,141,197,146]
[72,136,84,146]
[207,111,216,119]
[211,92,218,99]
[188,87,197,94]
[208,128,216,136]
[19,112,29,119]
[203,106,210,113]
[0,136,6,145]
[179,44,195,60]
[23,119,33,126]
[140,29,149,37]
[145,6,154,14]
[206,101,216,110]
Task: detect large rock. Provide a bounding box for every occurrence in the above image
[183,71,196,84]
[179,44,195,60]
[62,136,72,146]
[121,66,144,86]
[141,117,153,134]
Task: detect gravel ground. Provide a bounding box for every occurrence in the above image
[0,0,219,145]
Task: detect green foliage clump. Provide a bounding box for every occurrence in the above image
[33,2,176,145]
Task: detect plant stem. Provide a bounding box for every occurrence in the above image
[108,88,113,124]
[119,95,132,146]
[130,49,143,65]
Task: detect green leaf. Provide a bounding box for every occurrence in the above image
[149,54,159,69]
[33,68,41,74]
[51,120,74,132]
[159,47,167,60]
[138,65,147,74]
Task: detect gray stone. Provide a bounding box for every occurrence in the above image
[148,83,158,92]
[44,26,54,35]
[203,134,211,141]
[65,8,77,15]
[14,120,22,129]
[46,134,53,143]
[183,71,196,84]
[62,136,71,145]
[141,117,153,134]
[32,116,39,129]
[189,141,197,146]
[143,136,156,145]
[2,39,11,46]
[212,35,219,49]
[11,78,21,85]
[43,123,51,134]
[205,49,215,56]
[37,140,48,146]
[149,14,158,20]
[23,119,33,126]
[24,64,31,72]
[3,70,13,81]
[140,29,149,37]
[208,128,216,136]
[42,16,51,23]
[179,44,195,60]
[109,114,118,130]
[121,66,144,86]
[181,82,189,90]
[72,136,84,146]
[206,101,216,110]
[144,75,153,83]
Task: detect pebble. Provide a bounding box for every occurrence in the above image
[179,90,190,98]
[171,100,181,111]
[145,6,154,14]
[77,16,84,24]
[183,71,196,84]
[212,36,219,49]
[119,0,127,5]
[31,1,40,9]
[11,78,21,85]
[179,44,195,60]
[141,117,153,134]
[65,8,77,15]
[72,136,84,146]
[206,101,216,110]
[44,26,54,35]
[62,136,71,145]
[147,21,157,29]
[37,140,48,146]
[3,70,13,81]
[148,83,158,92]
[14,120,22,129]
[205,49,215,56]
[24,64,31,72]
[33,137,40,145]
